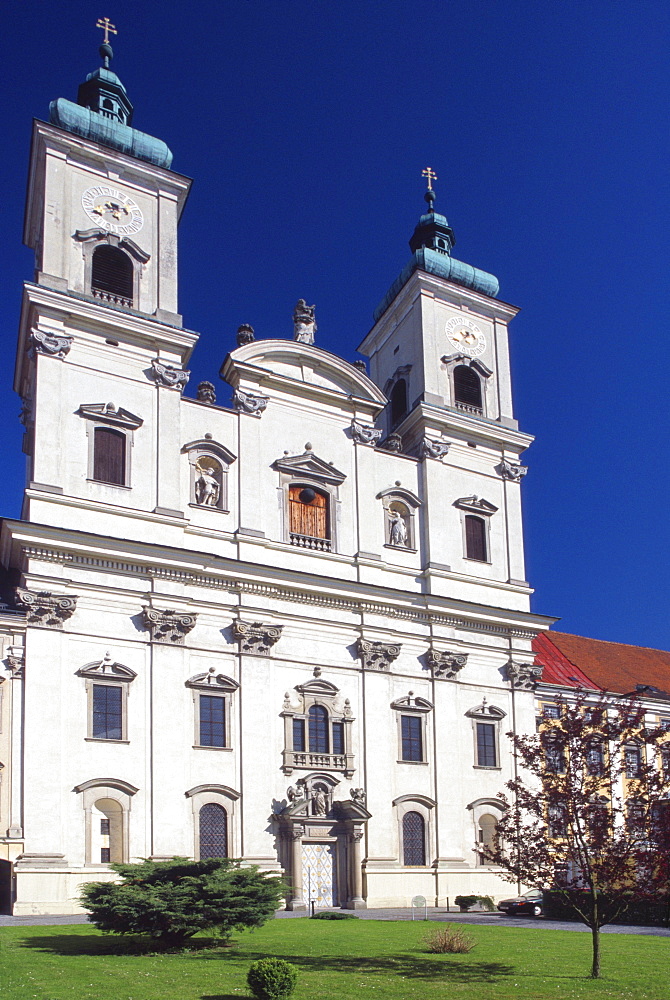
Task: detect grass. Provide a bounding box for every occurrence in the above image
[1,919,668,1000]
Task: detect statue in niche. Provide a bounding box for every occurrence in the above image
[311,785,327,816]
[194,458,221,507]
[293,300,317,345]
[389,509,408,547]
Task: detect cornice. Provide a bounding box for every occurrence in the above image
[396,400,534,451]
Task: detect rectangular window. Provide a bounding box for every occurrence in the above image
[93,427,126,486]
[199,695,226,747]
[331,721,345,756]
[625,745,641,778]
[465,515,487,561]
[100,847,111,863]
[92,684,123,740]
[293,718,306,752]
[100,819,110,836]
[476,722,497,767]
[401,715,423,762]
[543,704,561,719]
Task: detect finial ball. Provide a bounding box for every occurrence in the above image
[424,188,436,208]
[99,42,114,62]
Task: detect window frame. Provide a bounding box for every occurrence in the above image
[393,794,435,869]
[391,693,433,765]
[78,656,136,744]
[79,402,143,491]
[186,671,238,751]
[281,678,355,777]
[454,496,498,567]
[467,702,506,770]
[75,229,150,311]
[186,783,240,860]
[74,777,138,866]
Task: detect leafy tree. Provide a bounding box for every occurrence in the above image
[81,857,285,947]
[483,693,670,978]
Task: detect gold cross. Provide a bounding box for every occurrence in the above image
[422,167,438,190]
[96,17,117,44]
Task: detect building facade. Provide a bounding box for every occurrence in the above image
[0,44,561,915]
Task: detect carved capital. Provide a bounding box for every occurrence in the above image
[351,420,382,446]
[15,588,77,629]
[151,359,190,391]
[427,647,468,679]
[357,638,401,671]
[498,459,528,482]
[507,660,543,690]
[142,607,197,644]
[419,437,451,460]
[29,329,73,360]
[233,388,269,416]
[232,620,283,655]
[350,829,364,843]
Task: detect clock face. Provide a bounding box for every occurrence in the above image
[81,185,144,236]
[445,316,487,357]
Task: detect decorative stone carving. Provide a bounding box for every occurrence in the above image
[15,588,77,629]
[236,323,255,346]
[29,329,73,359]
[427,648,468,679]
[5,647,25,678]
[453,495,499,515]
[378,432,403,453]
[353,360,367,373]
[293,299,317,345]
[357,638,401,672]
[350,787,366,807]
[419,437,451,460]
[196,381,216,405]
[389,509,408,547]
[287,782,306,803]
[351,419,382,446]
[311,785,328,816]
[390,691,433,712]
[194,462,221,506]
[142,607,197,644]
[232,620,283,655]
[498,458,528,482]
[77,652,136,681]
[507,660,543,690]
[150,359,190,391]
[232,388,269,416]
[343,698,353,718]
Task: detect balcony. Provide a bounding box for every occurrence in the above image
[289,532,331,552]
[282,749,355,778]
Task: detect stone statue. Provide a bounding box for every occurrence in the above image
[389,510,408,546]
[287,783,306,803]
[293,300,317,345]
[237,324,255,346]
[312,786,327,816]
[195,469,220,507]
[196,381,216,405]
[350,787,366,807]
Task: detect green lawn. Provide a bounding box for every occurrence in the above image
[1,919,668,1000]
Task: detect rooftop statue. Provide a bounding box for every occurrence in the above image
[293,299,317,345]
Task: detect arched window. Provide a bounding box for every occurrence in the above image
[289,485,330,549]
[453,365,483,412]
[92,798,123,863]
[465,515,487,561]
[478,813,498,859]
[390,379,408,425]
[199,803,228,859]
[402,811,426,866]
[93,427,126,486]
[91,245,134,304]
[309,705,329,753]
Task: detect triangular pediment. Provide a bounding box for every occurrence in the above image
[78,402,143,430]
[454,495,498,516]
[273,450,346,485]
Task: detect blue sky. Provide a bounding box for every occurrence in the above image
[2,0,669,648]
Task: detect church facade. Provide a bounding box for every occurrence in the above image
[0,43,558,915]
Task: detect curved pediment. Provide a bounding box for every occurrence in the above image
[223,340,387,405]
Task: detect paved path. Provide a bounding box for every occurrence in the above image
[1,908,668,935]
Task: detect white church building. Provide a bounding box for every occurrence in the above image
[0,38,556,915]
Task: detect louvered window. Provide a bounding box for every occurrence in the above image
[91,245,134,304]
[390,379,408,425]
[309,705,329,753]
[476,722,497,767]
[453,366,483,410]
[199,803,228,859]
[93,427,126,485]
[289,486,329,549]
[199,695,225,747]
[465,515,487,561]
[402,811,426,865]
[401,715,423,761]
[92,684,122,740]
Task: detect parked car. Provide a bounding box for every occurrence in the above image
[497,890,544,917]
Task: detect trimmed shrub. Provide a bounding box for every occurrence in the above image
[247,958,298,1000]
[310,910,360,920]
[454,894,478,911]
[424,925,476,953]
[477,894,496,912]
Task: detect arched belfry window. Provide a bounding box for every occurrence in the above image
[92,245,134,304]
[453,365,483,412]
[199,803,228,859]
[390,379,408,425]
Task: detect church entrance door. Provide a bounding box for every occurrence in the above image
[302,842,337,907]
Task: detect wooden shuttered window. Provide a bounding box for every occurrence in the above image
[93,427,126,485]
[289,486,328,540]
[465,515,487,561]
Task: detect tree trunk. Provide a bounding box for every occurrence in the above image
[590,923,601,978]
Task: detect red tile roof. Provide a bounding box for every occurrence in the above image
[533,631,670,696]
